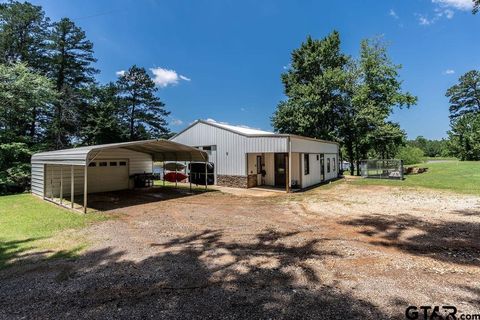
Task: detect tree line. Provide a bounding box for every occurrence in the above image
[0,1,170,193]
[272,31,480,172]
[271,32,417,174]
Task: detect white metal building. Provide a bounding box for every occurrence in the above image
[31,140,208,212]
[171,120,339,190]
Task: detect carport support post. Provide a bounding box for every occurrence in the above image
[175,154,178,189]
[59,166,63,205]
[83,164,88,214]
[163,162,165,187]
[204,160,207,190]
[71,165,74,209]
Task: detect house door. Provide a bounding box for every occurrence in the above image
[320,154,325,181]
[274,153,287,187]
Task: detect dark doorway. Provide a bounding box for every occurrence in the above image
[320,154,325,181]
[274,153,287,187]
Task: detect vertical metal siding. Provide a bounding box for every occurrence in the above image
[34,148,153,197]
[171,122,288,176]
[31,163,44,196]
[89,148,152,174]
[172,122,248,176]
[44,165,85,198]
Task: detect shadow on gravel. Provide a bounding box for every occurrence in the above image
[0,229,391,319]
[342,214,480,266]
[86,186,217,212]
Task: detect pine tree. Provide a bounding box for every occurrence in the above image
[46,17,97,149]
[80,83,128,145]
[117,65,170,141]
[0,0,49,71]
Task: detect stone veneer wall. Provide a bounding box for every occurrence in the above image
[217,175,248,188]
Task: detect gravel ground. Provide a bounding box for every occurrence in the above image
[1,183,479,319]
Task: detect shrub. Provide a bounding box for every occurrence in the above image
[396,146,424,165]
[0,143,32,194]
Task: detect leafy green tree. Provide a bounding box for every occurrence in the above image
[446,70,480,118]
[368,122,405,159]
[0,62,56,143]
[79,83,128,145]
[272,34,416,176]
[0,142,32,194]
[46,17,97,149]
[117,65,170,140]
[345,39,416,174]
[474,0,479,14]
[272,32,349,141]
[396,145,424,165]
[447,113,480,161]
[0,1,49,71]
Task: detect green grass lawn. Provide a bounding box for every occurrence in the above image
[0,194,108,269]
[350,161,480,196]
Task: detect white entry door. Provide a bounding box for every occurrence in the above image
[87,160,129,193]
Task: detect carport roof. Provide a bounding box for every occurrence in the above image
[31,139,208,165]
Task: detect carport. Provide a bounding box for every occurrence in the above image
[31,140,208,213]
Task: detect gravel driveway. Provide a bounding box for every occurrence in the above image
[1,183,479,319]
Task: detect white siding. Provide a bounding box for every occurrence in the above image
[324,153,338,181]
[291,137,339,154]
[88,148,152,174]
[171,122,339,189]
[171,122,288,176]
[301,153,322,188]
[44,165,85,198]
[36,148,153,198]
[31,163,44,196]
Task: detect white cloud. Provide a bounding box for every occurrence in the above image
[432,0,473,11]
[149,67,191,88]
[444,9,455,18]
[444,69,455,74]
[417,0,469,26]
[240,107,246,112]
[171,118,183,125]
[389,9,399,19]
[417,14,434,25]
[116,70,125,77]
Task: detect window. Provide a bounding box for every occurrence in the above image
[110,161,117,166]
[304,154,310,175]
[88,162,96,167]
[202,146,212,151]
[316,155,319,161]
[119,161,127,166]
[332,158,336,172]
[256,156,262,174]
[327,158,331,173]
[99,162,107,167]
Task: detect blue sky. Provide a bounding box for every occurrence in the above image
[28,0,480,139]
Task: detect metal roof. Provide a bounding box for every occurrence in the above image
[31,139,208,165]
[206,120,275,135]
[171,119,339,145]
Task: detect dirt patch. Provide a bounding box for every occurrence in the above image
[1,184,479,319]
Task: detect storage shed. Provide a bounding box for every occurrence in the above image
[170,119,339,191]
[31,139,208,213]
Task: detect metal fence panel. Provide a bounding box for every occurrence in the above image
[360,159,404,180]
